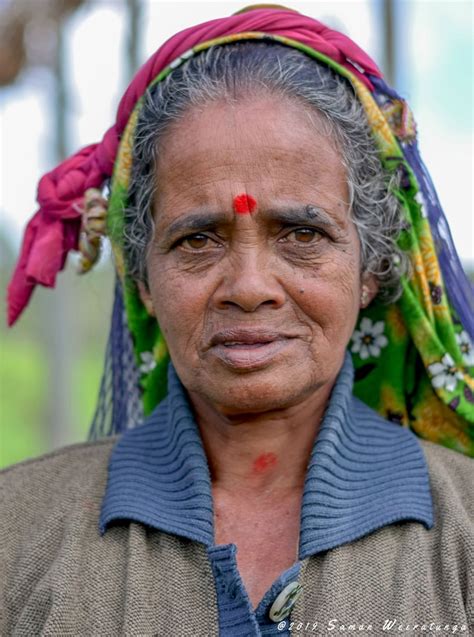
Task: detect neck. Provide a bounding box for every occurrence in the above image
[188,384,333,498]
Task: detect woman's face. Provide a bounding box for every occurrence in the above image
[140,95,375,415]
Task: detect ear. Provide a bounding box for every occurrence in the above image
[360,273,379,309]
[136,280,156,317]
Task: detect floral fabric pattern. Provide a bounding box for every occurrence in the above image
[351,318,388,360]
[139,351,157,375]
[456,331,474,367]
[428,354,464,392]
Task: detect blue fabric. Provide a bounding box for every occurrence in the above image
[99,351,434,633]
[89,278,145,440]
[299,358,434,558]
[99,357,214,544]
[208,544,260,636]
[370,75,474,339]
[208,544,300,636]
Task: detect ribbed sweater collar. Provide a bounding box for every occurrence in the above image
[99,353,433,556]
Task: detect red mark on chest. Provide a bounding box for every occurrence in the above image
[252,452,278,474]
[233,193,257,215]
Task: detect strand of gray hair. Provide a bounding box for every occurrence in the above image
[122,41,410,302]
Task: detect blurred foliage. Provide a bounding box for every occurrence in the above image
[0,228,114,469]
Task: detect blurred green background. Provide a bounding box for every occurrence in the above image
[0,236,114,467]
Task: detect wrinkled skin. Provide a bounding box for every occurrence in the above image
[139,95,377,420]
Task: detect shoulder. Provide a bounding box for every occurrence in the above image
[0,437,121,633]
[419,439,474,519]
[0,437,118,524]
[420,437,474,475]
[1,436,118,483]
[1,438,119,592]
[417,440,473,596]
[417,441,474,615]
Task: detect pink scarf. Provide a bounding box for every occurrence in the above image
[6,7,381,326]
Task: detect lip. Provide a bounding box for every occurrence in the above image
[207,329,296,371]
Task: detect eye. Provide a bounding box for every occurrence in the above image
[179,233,211,250]
[287,227,322,243]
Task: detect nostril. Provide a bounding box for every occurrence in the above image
[218,298,281,312]
[212,268,286,312]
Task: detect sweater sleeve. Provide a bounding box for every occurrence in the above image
[419,440,474,620]
[0,439,116,635]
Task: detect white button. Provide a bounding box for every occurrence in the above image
[269,582,303,622]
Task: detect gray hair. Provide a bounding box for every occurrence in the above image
[123,41,409,302]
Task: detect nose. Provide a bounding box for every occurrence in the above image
[212,249,286,313]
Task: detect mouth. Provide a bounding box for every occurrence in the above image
[207,330,296,371]
[222,341,274,348]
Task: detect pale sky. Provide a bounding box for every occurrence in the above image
[0,0,472,263]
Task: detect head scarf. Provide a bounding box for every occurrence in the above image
[6,6,474,456]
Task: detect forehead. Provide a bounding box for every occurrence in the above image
[153,95,349,224]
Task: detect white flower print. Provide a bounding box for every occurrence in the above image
[414,191,428,218]
[427,353,464,392]
[351,318,389,360]
[455,330,474,366]
[139,351,157,374]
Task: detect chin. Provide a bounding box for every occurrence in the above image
[198,371,311,415]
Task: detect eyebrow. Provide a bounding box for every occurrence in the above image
[160,204,341,243]
[161,211,230,243]
[268,205,341,231]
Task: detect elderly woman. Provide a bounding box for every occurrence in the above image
[2,6,473,636]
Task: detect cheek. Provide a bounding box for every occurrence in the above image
[146,260,208,350]
[293,255,361,338]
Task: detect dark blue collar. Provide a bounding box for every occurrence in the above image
[99,353,433,557]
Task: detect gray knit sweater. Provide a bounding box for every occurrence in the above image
[0,438,473,636]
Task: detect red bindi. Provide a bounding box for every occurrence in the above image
[233,193,257,215]
[252,452,277,474]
